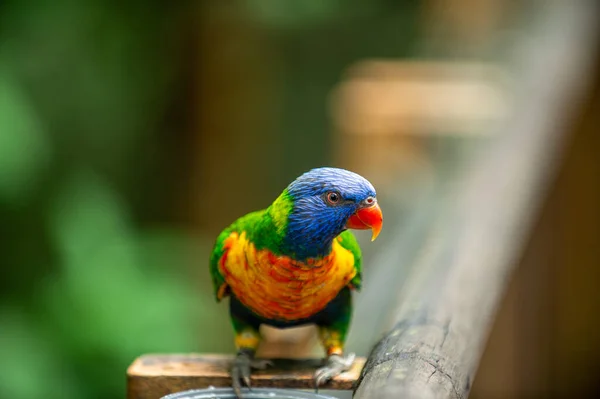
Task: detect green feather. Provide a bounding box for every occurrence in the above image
[336,230,362,290]
[250,190,293,252]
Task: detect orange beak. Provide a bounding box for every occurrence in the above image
[346,202,383,241]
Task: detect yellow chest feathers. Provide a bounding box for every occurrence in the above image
[219,232,356,321]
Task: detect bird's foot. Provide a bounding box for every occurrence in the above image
[231,350,273,398]
[249,358,272,369]
[314,352,356,389]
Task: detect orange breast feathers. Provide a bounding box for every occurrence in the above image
[218,231,357,321]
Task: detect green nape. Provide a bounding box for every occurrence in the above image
[253,189,293,251]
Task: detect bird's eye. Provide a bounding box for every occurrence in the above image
[326,192,340,204]
[365,197,375,205]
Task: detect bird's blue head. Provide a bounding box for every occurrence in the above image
[280,167,383,260]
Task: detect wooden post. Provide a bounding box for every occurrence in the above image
[127,354,365,399]
[354,2,598,399]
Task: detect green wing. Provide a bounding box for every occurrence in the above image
[209,210,266,302]
[209,226,234,302]
[337,230,363,290]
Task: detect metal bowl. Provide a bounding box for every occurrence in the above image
[161,387,338,399]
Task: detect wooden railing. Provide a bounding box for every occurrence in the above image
[353,2,598,399]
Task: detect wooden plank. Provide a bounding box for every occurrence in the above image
[127,354,365,399]
[353,2,599,399]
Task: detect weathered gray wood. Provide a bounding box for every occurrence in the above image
[354,2,599,399]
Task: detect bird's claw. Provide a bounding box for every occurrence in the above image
[249,359,273,369]
[314,353,356,390]
[231,353,250,398]
[231,352,273,398]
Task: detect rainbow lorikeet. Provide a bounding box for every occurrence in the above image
[209,167,383,396]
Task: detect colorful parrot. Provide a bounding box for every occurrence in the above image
[209,167,383,396]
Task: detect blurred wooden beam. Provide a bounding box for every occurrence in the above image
[189,3,282,234]
[354,2,598,399]
[331,60,511,137]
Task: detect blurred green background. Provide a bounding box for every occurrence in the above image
[0,1,421,398]
[1,1,599,399]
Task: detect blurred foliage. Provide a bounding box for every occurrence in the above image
[0,0,419,398]
[0,2,210,398]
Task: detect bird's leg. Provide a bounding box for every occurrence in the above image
[231,328,271,398]
[314,326,355,388]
